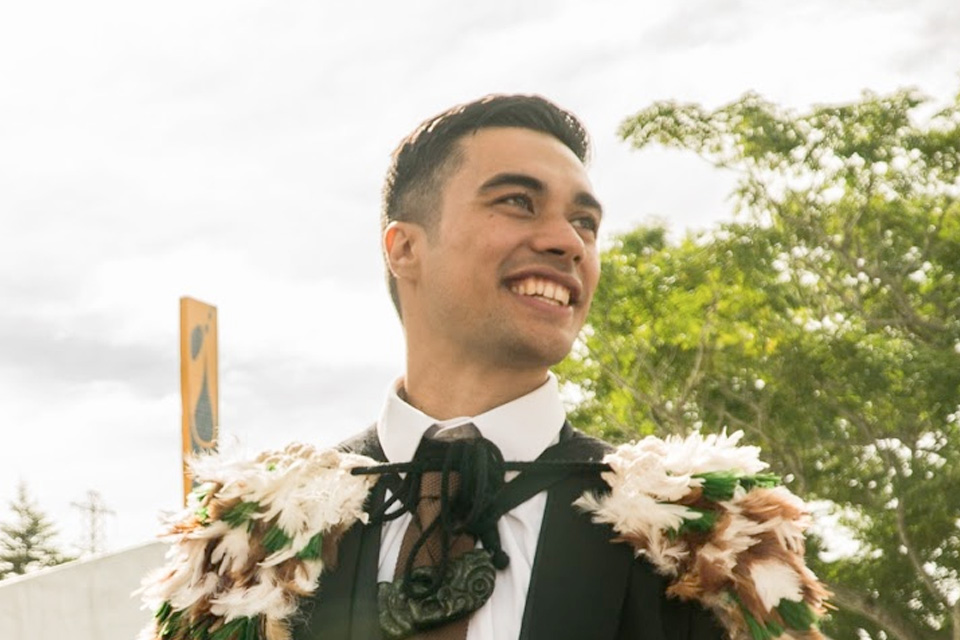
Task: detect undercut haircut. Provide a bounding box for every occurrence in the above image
[381,94,591,318]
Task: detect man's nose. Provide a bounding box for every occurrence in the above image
[529,213,585,263]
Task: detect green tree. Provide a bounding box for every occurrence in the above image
[559,86,960,640]
[0,482,72,578]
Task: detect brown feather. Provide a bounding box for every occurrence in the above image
[737,488,805,523]
[321,524,349,570]
[264,615,291,640]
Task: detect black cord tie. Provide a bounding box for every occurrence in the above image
[357,434,610,599]
[373,435,506,598]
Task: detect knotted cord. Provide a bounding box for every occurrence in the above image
[355,435,609,599]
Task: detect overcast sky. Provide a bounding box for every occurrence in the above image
[2,0,958,554]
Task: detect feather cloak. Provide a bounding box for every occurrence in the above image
[138,432,828,640]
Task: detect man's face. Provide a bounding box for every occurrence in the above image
[409,126,602,372]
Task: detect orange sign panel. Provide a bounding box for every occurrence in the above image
[180,297,219,505]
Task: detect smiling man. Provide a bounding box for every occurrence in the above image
[293,96,724,639]
[384,111,601,422]
[141,96,826,640]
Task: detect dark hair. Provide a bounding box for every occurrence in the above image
[381,94,591,317]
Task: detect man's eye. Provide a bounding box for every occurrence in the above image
[499,194,534,211]
[573,216,600,234]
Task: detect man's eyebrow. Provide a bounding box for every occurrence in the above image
[575,192,604,217]
[478,172,604,216]
[478,172,545,194]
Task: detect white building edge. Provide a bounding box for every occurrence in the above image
[0,541,168,640]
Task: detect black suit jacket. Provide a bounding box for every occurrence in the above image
[291,424,724,640]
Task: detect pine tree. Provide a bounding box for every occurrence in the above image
[0,481,71,579]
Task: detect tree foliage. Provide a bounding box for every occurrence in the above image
[0,482,72,579]
[559,86,960,639]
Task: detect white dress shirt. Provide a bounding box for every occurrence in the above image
[376,374,567,640]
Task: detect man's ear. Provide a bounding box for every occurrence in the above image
[383,221,423,282]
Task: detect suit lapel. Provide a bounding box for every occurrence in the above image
[297,423,636,640]
[348,482,387,639]
[519,426,634,640]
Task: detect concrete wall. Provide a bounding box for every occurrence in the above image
[0,541,168,640]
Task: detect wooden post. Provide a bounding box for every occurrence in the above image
[179,297,219,505]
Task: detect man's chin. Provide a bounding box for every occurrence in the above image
[499,337,576,371]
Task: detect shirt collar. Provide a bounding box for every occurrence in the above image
[377,373,566,464]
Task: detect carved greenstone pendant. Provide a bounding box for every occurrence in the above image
[378,549,496,639]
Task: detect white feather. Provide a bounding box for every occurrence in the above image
[140,444,379,630]
[750,560,804,611]
[211,526,252,574]
[209,569,294,620]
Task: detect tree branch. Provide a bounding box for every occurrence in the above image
[677,302,715,408]
[827,582,924,640]
[895,499,946,606]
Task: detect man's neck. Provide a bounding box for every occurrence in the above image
[403,360,550,420]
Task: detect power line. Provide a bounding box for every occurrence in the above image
[71,490,115,556]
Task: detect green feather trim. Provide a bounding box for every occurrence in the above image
[765,618,784,638]
[222,501,261,528]
[209,616,258,640]
[297,532,323,560]
[739,473,781,492]
[742,610,768,640]
[244,617,260,640]
[734,594,795,640]
[187,616,212,639]
[695,471,742,501]
[742,608,784,640]
[263,524,292,553]
[694,471,781,501]
[674,507,717,535]
[156,600,172,622]
[777,599,818,630]
[160,608,185,639]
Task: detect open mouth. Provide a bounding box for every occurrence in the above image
[508,276,573,307]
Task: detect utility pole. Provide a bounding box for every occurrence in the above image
[71,490,115,556]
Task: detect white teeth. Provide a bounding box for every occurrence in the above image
[509,277,572,306]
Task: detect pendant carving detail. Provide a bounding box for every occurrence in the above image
[378,549,496,639]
